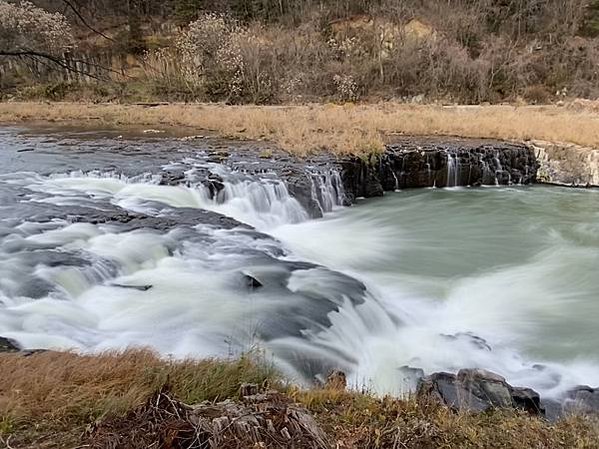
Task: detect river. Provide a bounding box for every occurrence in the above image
[1,126,598,399]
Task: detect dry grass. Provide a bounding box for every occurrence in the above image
[293,388,599,449]
[0,350,275,431]
[2,102,599,155]
[1,350,599,448]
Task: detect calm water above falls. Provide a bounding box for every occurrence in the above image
[1,127,599,399]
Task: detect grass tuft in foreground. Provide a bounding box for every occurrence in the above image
[0,349,276,447]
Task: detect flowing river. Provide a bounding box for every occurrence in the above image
[1,127,599,400]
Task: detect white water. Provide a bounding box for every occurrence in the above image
[1,161,599,399]
[275,187,599,397]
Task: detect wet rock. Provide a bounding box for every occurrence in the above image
[562,386,599,416]
[159,169,186,186]
[243,274,263,290]
[286,171,325,219]
[542,386,599,421]
[19,349,48,357]
[542,398,564,422]
[325,369,347,390]
[511,386,543,415]
[0,336,20,352]
[340,159,384,201]
[441,332,492,351]
[339,137,538,200]
[201,174,225,198]
[456,369,517,410]
[111,284,153,291]
[418,368,543,415]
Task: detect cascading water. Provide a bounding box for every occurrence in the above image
[446,153,459,187]
[309,169,345,213]
[1,127,599,402]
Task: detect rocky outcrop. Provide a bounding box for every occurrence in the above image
[340,138,538,201]
[418,369,543,415]
[543,386,599,421]
[531,140,599,187]
[0,336,20,353]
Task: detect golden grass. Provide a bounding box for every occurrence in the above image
[292,388,599,449]
[0,349,275,428]
[1,350,599,448]
[2,102,599,155]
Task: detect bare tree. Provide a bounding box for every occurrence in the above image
[0,1,73,55]
[0,0,107,79]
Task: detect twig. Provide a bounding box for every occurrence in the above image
[60,0,115,42]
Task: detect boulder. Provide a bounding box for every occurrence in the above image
[564,386,599,414]
[0,336,20,353]
[542,386,599,421]
[511,387,543,415]
[418,368,543,415]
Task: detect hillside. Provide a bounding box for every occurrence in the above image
[2,0,599,104]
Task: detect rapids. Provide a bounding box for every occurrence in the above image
[1,126,598,399]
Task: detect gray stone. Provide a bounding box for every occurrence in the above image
[0,336,20,353]
[511,387,543,415]
[564,386,599,415]
[418,368,543,415]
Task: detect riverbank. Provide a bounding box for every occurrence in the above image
[2,349,599,449]
[2,102,599,155]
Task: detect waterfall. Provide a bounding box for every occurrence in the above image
[309,169,345,214]
[208,178,310,228]
[391,171,400,191]
[446,153,459,187]
[494,150,504,185]
[5,128,575,401]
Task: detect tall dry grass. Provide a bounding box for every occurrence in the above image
[1,350,599,448]
[0,349,275,428]
[293,388,599,449]
[2,102,599,154]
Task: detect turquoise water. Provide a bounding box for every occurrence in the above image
[274,186,599,394]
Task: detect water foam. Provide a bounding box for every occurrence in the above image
[1,160,599,400]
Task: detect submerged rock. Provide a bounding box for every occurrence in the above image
[243,273,264,290]
[417,368,544,415]
[111,284,153,291]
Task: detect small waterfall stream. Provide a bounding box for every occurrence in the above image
[446,153,459,187]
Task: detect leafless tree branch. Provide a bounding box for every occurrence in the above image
[59,0,115,42]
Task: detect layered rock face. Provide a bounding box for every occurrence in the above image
[532,141,599,187]
[340,137,538,201]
